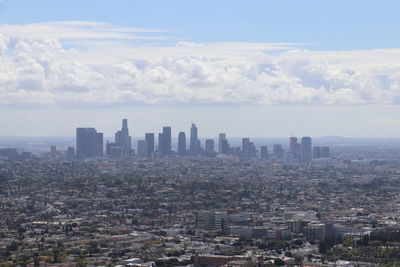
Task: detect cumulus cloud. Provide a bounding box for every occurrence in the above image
[0,21,400,107]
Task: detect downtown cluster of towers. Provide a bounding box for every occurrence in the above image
[75,119,330,162]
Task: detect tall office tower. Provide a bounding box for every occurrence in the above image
[321,146,330,158]
[178,132,186,156]
[301,137,312,163]
[218,133,226,153]
[66,147,75,160]
[109,146,122,158]
[290,137,299,153]
[273,144,284,158]
[190,123,199,155]
[50,145,57,155]
[162,126,171,155]
[137,140,147,158]
[221,139,230,154]
[250,142,256,158]
[260,146,269,160]
[76,128,103,159]
[158,133,164,154]
[145,133,155,158]
[96,132,103,157]
[242,138,251,159]
[313,146,322,159]
[106,140,117,156]
[0,148,18,161]
[205,139,215,153]
[115,119,132,157]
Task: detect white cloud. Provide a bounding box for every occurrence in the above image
[0,21,169,41]
[0,21,400,107]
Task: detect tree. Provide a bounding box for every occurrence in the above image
[274,258,285,266]
[319,241,328,254]
[52,248,60,263]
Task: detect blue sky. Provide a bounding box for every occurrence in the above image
[0,0,400,137]
[1,0,399,50]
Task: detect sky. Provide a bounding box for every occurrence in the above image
[0,0,400,138]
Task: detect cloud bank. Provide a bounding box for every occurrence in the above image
[0,21,400,107]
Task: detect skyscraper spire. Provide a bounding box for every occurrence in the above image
[115,119,132,157]
[190,123,199,156]
[122,119,128,133]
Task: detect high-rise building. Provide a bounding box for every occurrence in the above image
[109,146,122,158]
[50,145,57,156]
[273,144,284,159]
[249,142,256,158]
[106,141,117,156]
[21,152,32,160]
[96,132,103,157]
[218,133,226,153]
[290,137,299,154]
[321,146,330,158]
[190,123,199,155]
[178,132,186,156]
[0,148,18,161]
[260,146,269,160]
[205,139,215,153]
[137,140,147,158]
[301,137,312,163]
[196,211,221,231]
[313,146,322,159]
[158,127,171,156]
[115,119,132,157]
[145,133,154,158]
[242,138,251,159]
[163,126,171,155]
[66,147,75,160]
[158,133,164,154]
[288,136,302,162]
[76,128,103,159]
[221,139,230,154]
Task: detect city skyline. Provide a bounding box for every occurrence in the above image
[71,118,328,162]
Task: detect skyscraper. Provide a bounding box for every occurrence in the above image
[260,146,269,160]
[273,144,284,159]
[96,132,103,157]
[164,126,171,155]
[76,128,103,159]
[221,139,230,154]
[290,137,299,154]
[313,146,322,159]
[301,137,312,163]
[115,119,132,157]
[158,132,164,155]
[66,147,75,160]
[218,133,226,153]
[178,132,186,156]
[137,140,147,158]
[50,145,56,155]
[205,139,215,153]
[242,138,251,159]
[145,133,155,158]
[190,123,199,155]
[321,146,330,158]
[159,127,171,156]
